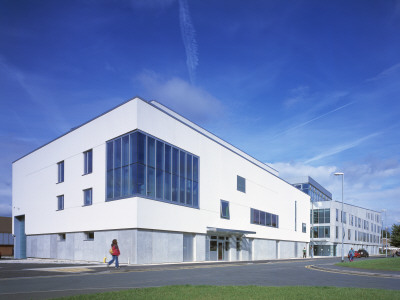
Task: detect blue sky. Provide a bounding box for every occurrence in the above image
[1,0,399,227]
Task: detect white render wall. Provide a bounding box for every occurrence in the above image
[13,97,310,262]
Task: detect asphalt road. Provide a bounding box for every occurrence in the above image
[0,257,399,299]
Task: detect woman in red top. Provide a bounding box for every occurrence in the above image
[107,239,120,268]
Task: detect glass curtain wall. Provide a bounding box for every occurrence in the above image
[106,130,199,208]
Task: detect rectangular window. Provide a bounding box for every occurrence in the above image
[57,161,64,183]
[302,223,306,233]
[313,226,330,238]
[85,232,94,241]
[83,149,93,175]
[336,209,338,221]
[106,130,199,209]
[57,195,64,210]
[237,175,246,193]
[336,226,338,239]
[348,229,351,240]
[220,200,230,219]
[83,188,92,206]
[58,233,66,241]
[251,208,278,228]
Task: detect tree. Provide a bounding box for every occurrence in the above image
[382,228,391,239]
[391,224,400,248]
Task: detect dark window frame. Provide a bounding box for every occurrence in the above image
[57,195,64,211]
[220,200,230,219]
[57,161,64,183]
[83,149,93,175]
[237,175,246,193]
[83,188,93,206]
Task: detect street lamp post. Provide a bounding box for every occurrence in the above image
[334,172,344,262]
[381,209,388,257]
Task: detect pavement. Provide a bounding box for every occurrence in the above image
[1,255,399,279]
[0,256,399,299]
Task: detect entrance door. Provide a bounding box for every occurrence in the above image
[14,215,26,259]
[218,242,224,260]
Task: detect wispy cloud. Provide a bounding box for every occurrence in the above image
[179,0,198,84]
[366,63,400,82]
[272,102,354,140]
[0,56,70,134]
[136,71,223,122]
[304,132,381,164]
[283,85,310,108]
[269,160,400,226]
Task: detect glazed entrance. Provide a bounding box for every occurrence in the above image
[209,235,230,261]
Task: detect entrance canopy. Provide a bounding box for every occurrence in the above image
[207,227,256,235]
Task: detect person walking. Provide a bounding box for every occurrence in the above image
[303,247,307,258]
[107,239,120,268]
[348,248,355,262]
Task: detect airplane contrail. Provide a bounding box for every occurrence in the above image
[179,0,198,84]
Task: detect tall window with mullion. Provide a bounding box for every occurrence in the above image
[57,161,64,183]
[57,195,64,210]
[237,175,246,193]
[311,208,330,224]
[106,130,199,209]
[83,188,92,206]
[220,200,230,219]
[83,149,93,175]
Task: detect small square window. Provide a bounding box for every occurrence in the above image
[57,161,64,183]
[220,200,230,219]
[237,175,246,193]
[83,188,92,206]
[85,232,94,240]
[83,149,93,175]
[58,233,66,241]
[57,195,64,210]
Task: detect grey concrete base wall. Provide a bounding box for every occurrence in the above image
[280,241,295,259]
[253,239,276,260]
[28,230,138,263]
[27,229,187,264]
[241,237,252,261]
[137,230,183,264]
[196,234,206,261]
[27,230,314,263]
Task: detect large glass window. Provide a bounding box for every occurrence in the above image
[312,226,330,238]
[251,208,279,228]
[237,175,246,193]
[106,130,199,209]
[83,149,93,175]
[57,161,64,183]
[220,200,230,219]
[311,209,330,224]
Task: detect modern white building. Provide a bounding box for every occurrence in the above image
[293,177,381,257]
[12,97,310,264]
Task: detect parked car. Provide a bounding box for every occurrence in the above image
[356,249,369,258]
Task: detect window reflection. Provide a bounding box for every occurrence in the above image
[106,130,199,209]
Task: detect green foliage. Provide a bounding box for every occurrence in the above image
[391,224,400,248]
[382,228,391,239]
[58,285,400,300]
[336,257,400,271]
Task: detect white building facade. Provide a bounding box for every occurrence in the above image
[294,177,381,257]
[12,97,310,264]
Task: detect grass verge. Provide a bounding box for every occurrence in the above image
[58,285,400,300]
[335,257,400,271]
